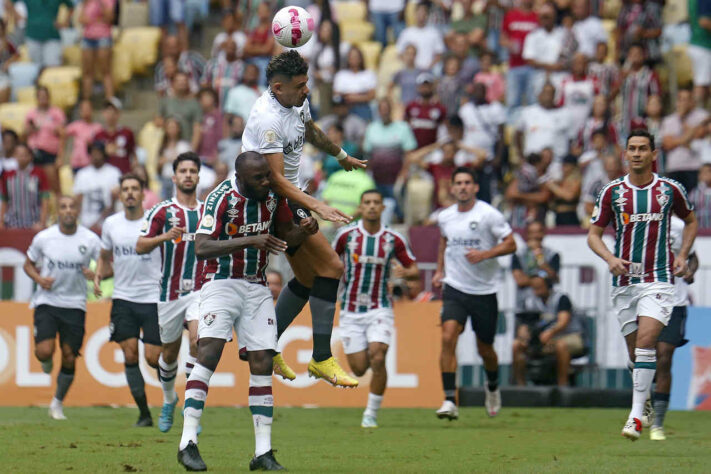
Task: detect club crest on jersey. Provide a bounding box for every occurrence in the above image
[266,196,277,213]
[227,195,241,219]
[469,221,478,230]
[78,245,87,255]
[203,313,216,326]
[656,185,670,208]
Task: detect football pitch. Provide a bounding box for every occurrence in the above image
[3,406,710,472]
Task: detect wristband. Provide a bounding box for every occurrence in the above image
[336,149,348,161]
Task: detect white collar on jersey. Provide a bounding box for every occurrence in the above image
[358,219,384,238]
[623,173,658,190]
[171,197,201,211]
[268,87,292,113]
[230,173,242,195]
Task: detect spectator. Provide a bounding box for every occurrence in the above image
[512,274,584,386]
[0,129,19,173]
[94,97,136,174]
[210,9,246,61]
[369,0,406,47]
[217,115,244,171]
[196,162,216,200]
[0,143,49,230]
[570,0,607,58]
[322,167,376,219]
[195,88,223,166]
[223,63,263,122]
[616,43,661,138]
[157,117,191,199]
[446,0,486,52]
[78,0,115,100]
[25,86,66,194]
[317,95,368,149]
[154,35,206,96]
[522,2,566,98]
[474,50,505,104]
[505,151,552,228]
[588,42,619,98]
[448,32,480,87]
[65,100,103,173]
[688,0,711,107]
[544,154,581,226]
[73,141,120,231]
[150,0,187,51]
[581,153,623,219]
[688,163,711,229]
[459,82,506,202]
[8,0,71,67]
[132,164,160,211]
[0,19,18,103]
[557,53,598,139]
[661,87,709,192]
[396,1,446,70]
[641,94,664,152]
[515,83,571,162]
[310,19,341,117]
[201,38,243,110]
[438,55,463,117]
[333,46,377,121]
[405,73,447,149]
[511,220,560,313]
[390,44,426,107]
[501,0,538,110]
[615,0,662,64]
[159,71,202,148]
[243,2,277,86]
[578,128,615,179]
[362,98,417,220]
[575,94,619,156]
[266,270,283,301]
[318,123,358,180]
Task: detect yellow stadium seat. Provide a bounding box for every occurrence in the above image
[112,43,133,89]
[16,86,37,105]
[664,0,688,24]
[602,0,622,20]
[340,21,374,44]
[405,2,417,26]
[118,27,162,75]
[38,66,81,110]
[377,47,404,98]
[119,0,150,28]
[138,121,165,183]
[0,103,34,135]
[669,44,693,88]
[602,20,617,63]
[18,45,30,63]
[334,2,367,22]
[356,41,382,71]
[381,44,399,64]
[59,165,74,196]
[63,45,82,67]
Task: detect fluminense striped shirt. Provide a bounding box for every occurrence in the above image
[0,165,49,228]
[620,67,660,137]
[202,58,244,109]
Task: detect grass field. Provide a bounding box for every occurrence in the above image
[3,406,710,472]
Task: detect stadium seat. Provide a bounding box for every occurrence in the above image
[112,43,133,89]
[117,27,162,75]
[119,0,150,28]
[339,21,374,44]
[333,1,367,22]
[601,0,622,20]
[405,1,417,27]
[601,20,617,63]
[8,62,40,101]
[16,86,37,105]
[38,66,81,110]
[356,41,382,71]
[62,44,82,67]
[0,103,34,135]
[669,44,693,88]
[138,122,165,183]
[377,45,403,98]
[59,165,74,196]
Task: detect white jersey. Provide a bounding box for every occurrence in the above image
[241,89,312,187]
[101,212,162,304]
[26,225,101,311]
[437,200,513,295]
[669,216,691,307]
[72,163,121,227]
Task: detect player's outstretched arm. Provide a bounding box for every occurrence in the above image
[195,233,287,259]
[305,120,367,172]
[264,152,352,223]
[587,225,629,276]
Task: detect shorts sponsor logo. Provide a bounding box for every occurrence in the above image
[203,313,216,326]
[201,215,214,228]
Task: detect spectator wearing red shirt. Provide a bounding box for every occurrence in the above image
[243,3,276,87]
[94,97,136,174]
[0,143,49,230]
[501,0,538,110]
[405,73,447,149]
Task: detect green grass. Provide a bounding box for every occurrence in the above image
[2,407,710,472]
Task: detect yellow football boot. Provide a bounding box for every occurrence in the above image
[273,353,296,381]
[307,357,358,387]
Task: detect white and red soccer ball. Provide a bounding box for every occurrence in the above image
[272,6,315,48]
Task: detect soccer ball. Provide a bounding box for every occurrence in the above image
[272,6,315,48]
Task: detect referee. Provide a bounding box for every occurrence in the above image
[433,167,516,420]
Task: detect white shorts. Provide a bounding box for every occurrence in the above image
[339,308,394,355]
[197,279,277,352]
[611,282,674,336]
[688,45,711,87]
[158,292,200,344]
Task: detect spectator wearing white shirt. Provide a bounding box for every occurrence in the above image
[210,10,246,61]
[571,0,607,58]
[369,0,406,47]
[515,83,571,164]
[73,141,121,231]
[223,63,263,122]
[333,46,377,121]
[396,1,446,70]
[309,19,342,117]
[522,2,567,97]
[556,53,599,139]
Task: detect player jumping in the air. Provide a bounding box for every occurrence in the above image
[333,190,419,428]
[136,152,204,432]
[242,50,366,387]
[588,129,697,441]
[94,174,163,427]
[177,152,318,472]
[23,196,101,420]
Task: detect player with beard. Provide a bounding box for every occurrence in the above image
[136,152,204,433]
[94,173,163,427]
[242,50,367,387]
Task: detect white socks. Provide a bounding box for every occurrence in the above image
[180,363,213,450]
[364,393,383,418]
[249,374,274,457]
[158,354,178,405]
[630,348,656,421]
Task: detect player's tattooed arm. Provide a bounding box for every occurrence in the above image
[305,120,367,172]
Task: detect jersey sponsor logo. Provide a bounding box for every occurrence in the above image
[449,237,481,248]
[114,245,139,257]
[181,279,194,292]
[613,186,629,207]
[354,255,386,265]
[226,222,239,235]
[283,135,304,155]
[201,214,215,228]
[621,212,664,224]
[239,221,270,233]
[46,259,83,271]
[628,262,645,277]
